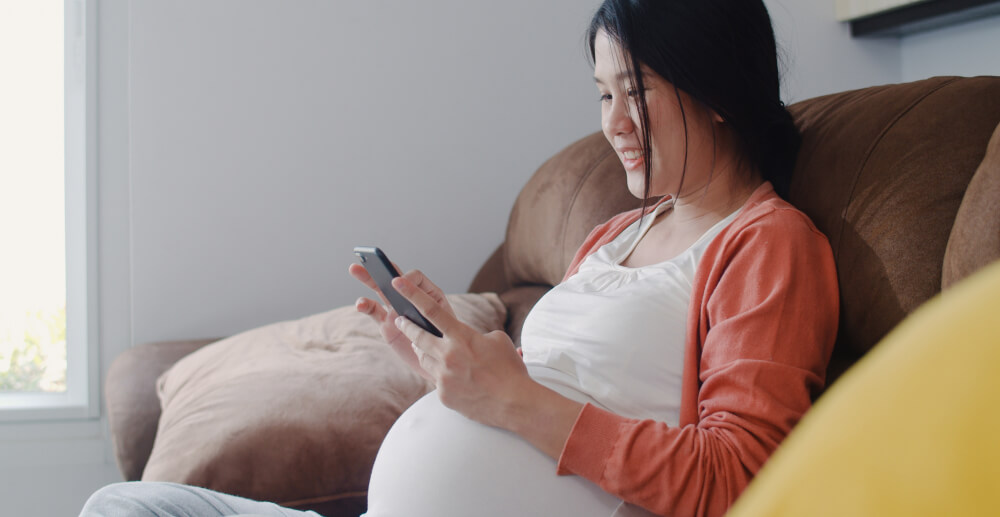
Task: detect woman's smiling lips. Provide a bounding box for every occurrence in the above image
[618,148,644,170]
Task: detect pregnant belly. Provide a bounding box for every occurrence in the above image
[364,369,622,517]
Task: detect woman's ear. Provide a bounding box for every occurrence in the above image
[701,103,724,124]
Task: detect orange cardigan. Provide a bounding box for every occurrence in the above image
[555,182,839,516]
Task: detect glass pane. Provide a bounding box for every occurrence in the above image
[0,2,67,393]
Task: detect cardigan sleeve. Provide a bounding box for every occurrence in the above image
[555,208,840,517]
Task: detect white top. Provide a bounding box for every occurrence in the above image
[364,200,740,517]
[521,200,740,425]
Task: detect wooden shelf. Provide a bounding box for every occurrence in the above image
[848,0,1000,36]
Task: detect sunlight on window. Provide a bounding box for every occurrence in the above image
[0,2,67,393]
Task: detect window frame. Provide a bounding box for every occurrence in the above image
[0,0,99,422]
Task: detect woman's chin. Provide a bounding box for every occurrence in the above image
[626,173,646,199]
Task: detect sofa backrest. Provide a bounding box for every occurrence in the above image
[470,76,1000,382]
[787,76,1000,370]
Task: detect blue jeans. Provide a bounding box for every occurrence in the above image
[79,481,324,517]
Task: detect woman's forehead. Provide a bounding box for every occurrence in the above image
[594,66,660,91]
[593,30,658,86]
[593,30,627,77]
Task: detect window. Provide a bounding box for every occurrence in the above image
[0,0,97,420]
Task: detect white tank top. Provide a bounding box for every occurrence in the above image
[521,200,740,425]
[363,201,740,517]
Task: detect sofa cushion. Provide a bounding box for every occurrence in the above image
[725,258,1000,517]
[943,121,1000,289]
[787,76,1000,363]
[504,132,635,288]
[105,338,220,482]
[142,293,507,513]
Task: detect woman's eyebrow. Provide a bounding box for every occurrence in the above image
[594,72,630,85]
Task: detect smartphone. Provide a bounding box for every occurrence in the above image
[353,246,443,338]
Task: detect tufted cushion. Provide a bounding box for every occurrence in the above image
[786,76,1000,362]
[142,293,507,515]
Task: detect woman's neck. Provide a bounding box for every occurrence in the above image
[668,161,761,226]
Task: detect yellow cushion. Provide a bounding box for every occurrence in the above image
[727,260,1000,517]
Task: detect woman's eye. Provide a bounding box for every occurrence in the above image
[598,93,612,103]
[627,88,645,97]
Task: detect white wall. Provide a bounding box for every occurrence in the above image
[902,13,1000,80]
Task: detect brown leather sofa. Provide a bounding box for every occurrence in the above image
[106,76,1000,516]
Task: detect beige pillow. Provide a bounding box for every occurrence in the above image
[143,293,507,512]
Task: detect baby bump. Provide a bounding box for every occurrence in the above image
[365,388,621,517]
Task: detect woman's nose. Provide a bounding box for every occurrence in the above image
[604,98,635,136]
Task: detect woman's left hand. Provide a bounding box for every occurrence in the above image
[389,274,534,429]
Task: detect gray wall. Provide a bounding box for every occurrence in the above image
[902,14,1000,80]
[767,0,901,101]
[128,0,601,344]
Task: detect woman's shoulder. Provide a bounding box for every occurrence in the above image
[695,182,836,281]
[726,183,828,243]
[696,182,840,321]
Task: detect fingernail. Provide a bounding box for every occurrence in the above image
[395,316,405,328]
[391,277,406,292]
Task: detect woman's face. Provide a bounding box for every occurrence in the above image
[593,30,720,200]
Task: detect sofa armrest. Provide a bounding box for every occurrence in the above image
[105,338,220,480]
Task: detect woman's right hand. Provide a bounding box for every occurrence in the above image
[348,263,454,382]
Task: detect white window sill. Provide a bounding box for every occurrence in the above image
[0,392,96,422]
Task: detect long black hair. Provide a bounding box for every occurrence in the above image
[587,0,799,212]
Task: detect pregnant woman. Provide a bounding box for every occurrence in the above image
[80,0,837,516]
[350,1,837,515]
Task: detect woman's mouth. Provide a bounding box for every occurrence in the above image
[621,149,644,170]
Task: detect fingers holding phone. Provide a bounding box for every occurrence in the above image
[352,287,434,382]
[396,268,455,319]
[352,247,443,337]
[352,247,449,381]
